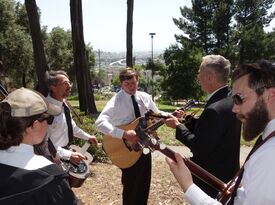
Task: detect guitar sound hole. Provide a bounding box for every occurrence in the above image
[71,160,87,173]
[63,160,88,174]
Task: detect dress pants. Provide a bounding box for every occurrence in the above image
[121,153,152,205]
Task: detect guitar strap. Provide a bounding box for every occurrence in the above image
[226,130,275,204]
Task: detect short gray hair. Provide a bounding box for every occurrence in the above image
[47,70,69,87]
[202,55,231,84]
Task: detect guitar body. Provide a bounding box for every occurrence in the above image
[102,118,143,169]
[61,144,93,188]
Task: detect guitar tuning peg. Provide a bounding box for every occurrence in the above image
[143,147,150,155]
[159,144,166,150]
[150,138,157,145]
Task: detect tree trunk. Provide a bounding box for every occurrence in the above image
[126,0,134,67]
[25,0,48,96]
[70,0,97,114]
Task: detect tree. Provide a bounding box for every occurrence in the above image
[173,0,234,57]
[263,30,275,61]
[25,0,49,95]
[126,0,134,67]
[233,0,275,63]
[70,0,97,114]
[0,0,34,88]
[162,39,202,101]
[46,27,73,71]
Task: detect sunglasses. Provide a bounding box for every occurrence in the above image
[38,115,54,125]
[232,93,245,105]
[232,86,269,105]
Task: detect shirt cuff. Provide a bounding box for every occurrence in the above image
[185,184,220,205]
[58,147,72,161]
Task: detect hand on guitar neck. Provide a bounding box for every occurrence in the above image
[166,152,194,192]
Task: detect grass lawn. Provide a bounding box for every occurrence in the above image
[69,99,254,148]
[69,100,203,146]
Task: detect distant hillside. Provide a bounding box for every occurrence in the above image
[94,50,163,69]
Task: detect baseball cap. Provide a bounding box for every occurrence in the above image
[2,87,61,117]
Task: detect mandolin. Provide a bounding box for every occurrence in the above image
[136,131,236,204]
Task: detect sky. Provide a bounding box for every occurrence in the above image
[18,0,275,53]
[21,0,191,52]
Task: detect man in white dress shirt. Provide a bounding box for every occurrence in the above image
[46,70,97,165]
[166,60,275,205]
[95,68,163,205]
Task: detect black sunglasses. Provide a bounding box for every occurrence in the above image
[232,93,245,105]
[38,115,54,125]
[232,86,269,105]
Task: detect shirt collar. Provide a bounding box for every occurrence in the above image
[47,95,64,107]
[207,85,228,101]
[262,118,275,140]
[121,89,137,99]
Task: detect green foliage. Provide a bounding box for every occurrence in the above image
[0,0,34,88]
[45,26,74,70]
[233,0,275,63]
[0,0,96,90]
[162,41,202,101]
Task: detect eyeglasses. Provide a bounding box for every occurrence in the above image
[38,115,54,125]
[57,81,73,87]
[232,86,267,105]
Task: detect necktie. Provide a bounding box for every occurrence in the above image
[47,138,57,158]
[63,102,74,144]
[131,95,141,118]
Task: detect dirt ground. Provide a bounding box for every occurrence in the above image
[73,159,188,205]
[73,145,251,205]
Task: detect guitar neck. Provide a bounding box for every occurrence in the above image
[160,146,227,192]
[80,142,90,155]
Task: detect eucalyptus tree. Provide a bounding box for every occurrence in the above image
[126,0,134,67]
[70,0,97,114]
[25,0,49,95]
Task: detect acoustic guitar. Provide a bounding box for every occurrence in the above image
[103,118,143,169]
[102,100,198,169]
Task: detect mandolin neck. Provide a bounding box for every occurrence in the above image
[160,146,227,192]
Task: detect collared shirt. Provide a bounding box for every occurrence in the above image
[46,95,91,160]
[0,144,52,170]
[185,118,275,205]
[207,85,228,101]
[95,89,161,139]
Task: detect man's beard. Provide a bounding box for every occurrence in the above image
[239,98,269,141]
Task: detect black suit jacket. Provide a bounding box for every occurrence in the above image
[176,86,241,197]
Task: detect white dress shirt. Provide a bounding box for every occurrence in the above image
[185,118,275,205]
[0,144,52,170]
[95,89,161,139]
[46,95,91,160]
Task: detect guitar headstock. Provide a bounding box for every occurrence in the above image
[135,130,166,155]
[178,99,198,111]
